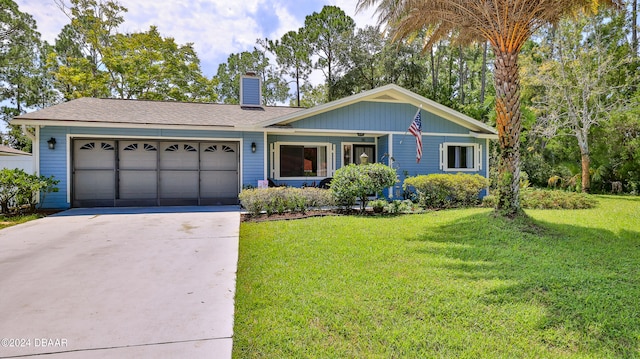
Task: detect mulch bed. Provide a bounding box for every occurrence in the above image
[241,210,344,223]
[240,208,401,222]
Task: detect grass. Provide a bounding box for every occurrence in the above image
[0,213,41,230]
[233,196,640,358]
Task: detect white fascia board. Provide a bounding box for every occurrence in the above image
[66,134,244,142]
[266,127,482,139]
[265,128,389,137]
[470,132,499,139]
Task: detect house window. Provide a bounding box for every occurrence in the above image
[277,144,328,178]
[440,143,481,171]
[342,143,375,165]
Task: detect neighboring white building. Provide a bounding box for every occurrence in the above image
[0,145,34,173]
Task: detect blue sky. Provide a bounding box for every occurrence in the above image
[15,0,379,79]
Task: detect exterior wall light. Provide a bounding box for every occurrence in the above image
[251,142,257,153]
[47,137,56,150]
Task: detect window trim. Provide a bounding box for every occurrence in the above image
[439,142,482,172]
[273,141,334,180]
[341,142,376,166]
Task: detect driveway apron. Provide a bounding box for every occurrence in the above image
[0,206,239,358]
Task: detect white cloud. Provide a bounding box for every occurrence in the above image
[330,0,380,29]
[15,0,383,79]
[269,2,303,40]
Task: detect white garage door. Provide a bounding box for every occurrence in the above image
[72,139,239,207]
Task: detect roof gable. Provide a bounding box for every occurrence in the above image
[261,84,497,135]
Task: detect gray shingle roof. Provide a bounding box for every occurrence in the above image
[0,145,31,156]
[14,98,303,128]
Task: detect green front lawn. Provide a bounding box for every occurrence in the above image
[0,214,41,230]
[233,196,640,358]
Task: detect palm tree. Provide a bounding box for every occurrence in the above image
[357,0,617,217]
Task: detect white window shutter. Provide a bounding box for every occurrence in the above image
[331,144,336,176]
[270,143,275,178]
[439,143,445,170]
[478,145,483,170]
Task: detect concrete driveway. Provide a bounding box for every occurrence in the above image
[0,206,240,358]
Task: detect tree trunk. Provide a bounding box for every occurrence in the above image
[633,0,638,57]
[448,47,454,99]
[480,41,488,103]
[578,130,591,193]
[295,66,300,107]
[458,45,465,104]
[493,48,523,217]
[430,46,438,94]
[581,152,591,193]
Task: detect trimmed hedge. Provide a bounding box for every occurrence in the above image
[482,188,598,210]
[239,187,334,216]
[330,163,398,211]
[403,173,489,209]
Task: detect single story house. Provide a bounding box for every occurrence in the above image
[0,145,34,173]
[12,76,497,209]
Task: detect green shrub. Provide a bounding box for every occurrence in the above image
[368,199,387,213]
[520,188,597,209]
[403,173,489,209]
[482,189,597,210]
[331,163,398,211]
[386,199,415,214]
[300,187,335,208]
[239,187,334,216]
[482,195,497,208]
[0,168,59,214]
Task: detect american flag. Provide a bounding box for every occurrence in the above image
[408,109,422,163]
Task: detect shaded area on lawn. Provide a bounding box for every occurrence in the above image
[409,212,640,357]
[233,198,640,358]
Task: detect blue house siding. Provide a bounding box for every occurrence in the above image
[38,126,256,209]
[39,126,69,209]
[290,102,469,135]
[242,132,265,188]
[390,135,487,199]
[265,132,487,197]
[377,135,389,165]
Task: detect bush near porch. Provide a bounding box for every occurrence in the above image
[239,187,334,216]
[330,163,398,211]
[403,173,488,208]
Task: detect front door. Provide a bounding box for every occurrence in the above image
[353,145,375,165]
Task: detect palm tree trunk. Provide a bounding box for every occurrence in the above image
[493,48,523,217]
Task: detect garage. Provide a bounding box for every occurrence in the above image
[72,139,239,207]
